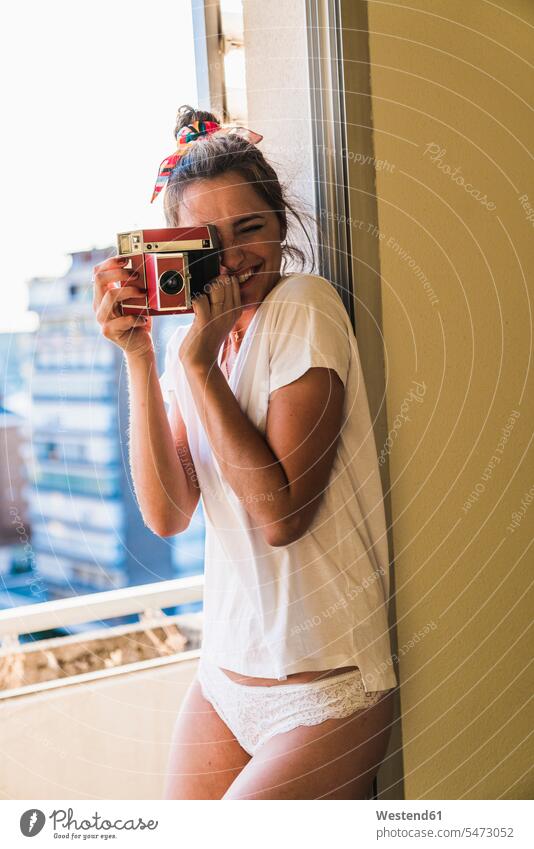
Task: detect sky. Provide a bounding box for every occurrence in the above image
[2,0,198,333]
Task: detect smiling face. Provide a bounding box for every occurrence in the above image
[176,171,285,310]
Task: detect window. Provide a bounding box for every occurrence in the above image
[2,1,205,621]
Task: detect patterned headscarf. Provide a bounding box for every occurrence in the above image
[150,119,263,203]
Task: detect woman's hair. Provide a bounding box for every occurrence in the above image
[163,105,317,274]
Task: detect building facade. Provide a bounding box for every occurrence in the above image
[25,248,205,607]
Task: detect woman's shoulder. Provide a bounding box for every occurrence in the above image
[270,272,342,303]
[264,273,349,323]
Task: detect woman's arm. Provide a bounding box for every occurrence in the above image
[184,360,344,546]
[126,349,200,537]
[92,256,199,538]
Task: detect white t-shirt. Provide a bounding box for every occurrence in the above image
[159,273,398,692]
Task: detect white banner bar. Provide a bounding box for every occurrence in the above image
[1,799,530,848]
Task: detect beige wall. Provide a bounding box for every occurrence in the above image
[0,656,199,800]
[343,0,533,798]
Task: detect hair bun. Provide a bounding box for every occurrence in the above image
[174,104,221,138]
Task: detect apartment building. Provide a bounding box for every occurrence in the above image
[26,247,204,608]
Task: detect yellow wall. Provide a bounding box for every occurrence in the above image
[344,0,534,798]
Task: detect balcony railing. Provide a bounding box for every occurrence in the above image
[0,573,204,645]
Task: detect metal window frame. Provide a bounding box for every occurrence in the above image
[191,0,227,118]
[305,0,355,327]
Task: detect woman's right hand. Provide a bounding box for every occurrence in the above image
[92,256,154,359]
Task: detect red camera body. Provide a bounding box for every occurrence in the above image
[116,225,221,316]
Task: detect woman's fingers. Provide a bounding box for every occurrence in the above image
[91,257,154,359]
[208,277,227,313]
[92,258,139,309]
[96,285,147,324]
[192,275,241,331]
[96,285,141,324]
[191,292,211,323]
[210,276,236,319]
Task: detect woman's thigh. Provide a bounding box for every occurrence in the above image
[222,689,394,800]
[163,676,252,800]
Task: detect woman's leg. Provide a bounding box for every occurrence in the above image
[163,677,252,800]
[222,689,394,800]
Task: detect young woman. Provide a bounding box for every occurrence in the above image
[92,105,398,800]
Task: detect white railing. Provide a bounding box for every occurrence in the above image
[0,574,204,644]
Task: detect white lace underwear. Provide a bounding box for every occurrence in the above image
[197,654,391,756]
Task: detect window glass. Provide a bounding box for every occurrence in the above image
[1,1,206,630]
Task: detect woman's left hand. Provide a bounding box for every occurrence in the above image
[179,274,243,370]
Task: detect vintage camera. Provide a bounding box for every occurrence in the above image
[116,225,221,316]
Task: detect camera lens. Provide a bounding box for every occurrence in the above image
[159,269,184,296]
